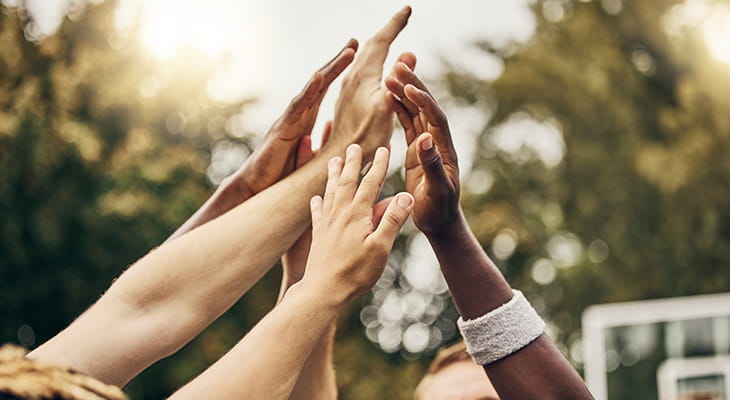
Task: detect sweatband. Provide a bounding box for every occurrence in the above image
[457,289,545,365]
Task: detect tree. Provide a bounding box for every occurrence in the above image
[437,1,730,399]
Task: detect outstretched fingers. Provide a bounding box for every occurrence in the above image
[354,147,390,206]
[283,72,324,125]
[356,6,412,79]
[320,39,358,87]
[394,61,431,95]
[283,39,358,126]
[404,84,452,143]
[333,144,363,209]
[385,91,418,144]
[322,156,344,214]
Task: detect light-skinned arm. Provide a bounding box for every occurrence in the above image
[386,57,594,400]
[28,8,412,388]
[170,144,414,400]
[276,121,337,400]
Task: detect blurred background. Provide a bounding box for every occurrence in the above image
[1,0,730,399]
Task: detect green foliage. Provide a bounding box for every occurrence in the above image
[448,1,730,398]
[0,2,255,398]
[4,0,730,399]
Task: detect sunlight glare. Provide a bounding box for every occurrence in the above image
[136,0,239,60]
[702,4,730,64]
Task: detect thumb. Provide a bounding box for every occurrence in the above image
[416,133,450,185]
[371,196,394,226]
[371,192,413,245]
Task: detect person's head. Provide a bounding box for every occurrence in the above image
[0,344,127,400]
[414,341,499,400]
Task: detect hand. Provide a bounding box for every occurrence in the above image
[302,144,413,303]
[167,40,358,242]
[223,39,358,201]
[323,7,412,157]
[385,58,461,236]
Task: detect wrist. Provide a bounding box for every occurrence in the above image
[422,206,468,241]
[289,278,349,311]
[212,176,251,213]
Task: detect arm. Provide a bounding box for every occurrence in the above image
[28,9,412,386]
[277,122,337,400]
[166,40,358,243]
[386,59,594,400]
[170,144,414,400]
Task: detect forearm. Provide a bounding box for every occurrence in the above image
[289,324,337,400]
[279,254,338,400]
[426,209,512,319]
[170,282,342,400]
[427,209,593,400]
[29,150,333,386]
[165,178,248,243]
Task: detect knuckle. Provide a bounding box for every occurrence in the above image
[423,151,443,170]
[385,211,404,228]
[338,175,355,187]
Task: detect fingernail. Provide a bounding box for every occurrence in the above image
[311,196,322,208]
[347,144,359,157]
[396,193,413,208]
[376,146,388,159]
[420,135,433,151]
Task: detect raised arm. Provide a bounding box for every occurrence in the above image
[166,39,357,242]
[386,58,594,400]
[170,145,413,400]
[277,121,337,400]
[28,9,411,387]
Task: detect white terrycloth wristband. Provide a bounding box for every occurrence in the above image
[457,289,545,365]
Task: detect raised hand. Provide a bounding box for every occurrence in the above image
[323,7,412,158]
[226,39,358,199]
[167,40,356,241]
[302,144,413,303]
[280,122,393,289]
[385,58,460,236]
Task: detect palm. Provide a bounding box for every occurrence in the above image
[404,133,459,234]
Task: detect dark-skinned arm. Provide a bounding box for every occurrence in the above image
[386,57,594,400]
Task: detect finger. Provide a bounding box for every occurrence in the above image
[354,147,389,205]
[385,91,418,144]
[320,120,333,147]
[356,6,412,78]
[397,51,417,71]
[371,196,393,227]
[416,133,451,186]
[310,195,323,229]
[319,39,358,88]
[334,144,363,208]
[295,136,314,169]
[369,192,413,246]
[283,72,324,125]
[385,75,420,117]
[322,156,344,213]
[394,62,432,95]
[404,84,451,139]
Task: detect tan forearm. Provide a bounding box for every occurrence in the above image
[29,148,336,386]
[170,282,342,400]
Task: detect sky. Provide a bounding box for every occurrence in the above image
[18,0,537,178]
